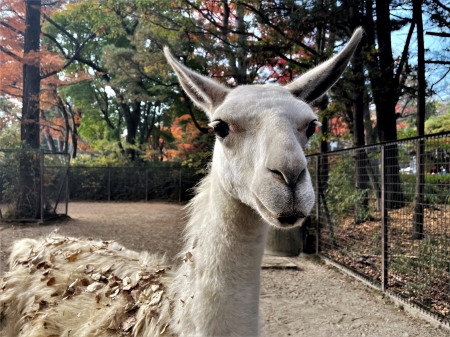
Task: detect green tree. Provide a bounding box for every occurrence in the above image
[425,112,450,133]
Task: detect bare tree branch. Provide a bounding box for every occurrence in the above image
[241,2,319,56]
[40,32,96,80]
[0,21,25,36]
[42,13,79,47]
[394,21,415,86]
[430,68,450,93]
[0,45,23,62]
[433,0,450,13]
[425,60,450,64]
[42,32,67,56]
[426,31,450,37]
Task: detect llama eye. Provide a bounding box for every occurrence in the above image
[209,120,229,139]
[306,120,319,138]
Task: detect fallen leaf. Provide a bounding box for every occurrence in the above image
[130,289,141,302]
[68,279,79,289]
[85,282,104,293]
[110,287,120,298]
[123,302,138,312]
[120,316,136,332]
[160,323,169,334]
[149,290,164,306]
[38,300,48,310]
[68,252,78,262]
[91,273,102,281]
[183,252,193,263]
[84,264,95,274]
[36,261,52,270]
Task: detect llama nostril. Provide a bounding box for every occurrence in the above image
[268,168,284,179]
[298,168,306,182]
[268,168,306,188]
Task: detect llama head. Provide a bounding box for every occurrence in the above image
[164,28,362,228]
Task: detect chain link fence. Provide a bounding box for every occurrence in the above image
[0,149,69,222]
[308,132,450,326]
[68,166,198,202]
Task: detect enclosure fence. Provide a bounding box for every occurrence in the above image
[0,149,69,223]
[68,166,197,202]
[308,132,450,326]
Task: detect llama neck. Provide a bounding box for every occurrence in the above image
[169,173,268,337]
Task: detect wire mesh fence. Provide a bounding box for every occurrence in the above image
[68,166,197,202]
[0,149,69,222]
[309,132,450,325]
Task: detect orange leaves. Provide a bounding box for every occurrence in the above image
[329,117,349,137]
[165,114,205,161]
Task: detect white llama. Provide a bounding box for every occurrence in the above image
[0,28,362,337]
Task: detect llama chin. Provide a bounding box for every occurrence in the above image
[0,28,362,337]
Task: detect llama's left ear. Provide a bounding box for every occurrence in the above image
[285,28,363,103]
[164,47,230,118]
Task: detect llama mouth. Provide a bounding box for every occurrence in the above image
[253,194,306,228]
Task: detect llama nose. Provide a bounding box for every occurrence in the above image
[268,167,306,188]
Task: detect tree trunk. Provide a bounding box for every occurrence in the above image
[234,1,247,85]
[21,0,41,148]
[67,104,79,159]
[366,0,404,209]
[412,0,425,240]
[17,0,42,219]
[120,99,141,161]
[349,0,369,222]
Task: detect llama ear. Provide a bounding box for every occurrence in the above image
[285,28,363,103]
[164,47,230,117]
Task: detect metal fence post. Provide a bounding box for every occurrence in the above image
[40,149,44,224]
[381,145,388,291]
[65,154,69,216]
[108,167,111,201]
[179,168,182,203]
[145,168,148,202]
[315,155,321,254]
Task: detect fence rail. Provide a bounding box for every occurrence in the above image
[68,166,197,202]
[308,132,450,325]
[0,150,199,222]
[0,149,69,222]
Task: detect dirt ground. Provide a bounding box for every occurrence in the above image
[0,202,448,337]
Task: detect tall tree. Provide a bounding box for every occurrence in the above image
[365,0,410,209]
[412,0,426,239]
[21,0,41,149]
[0,0,91,218]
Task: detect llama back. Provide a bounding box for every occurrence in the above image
[0,235,175,337]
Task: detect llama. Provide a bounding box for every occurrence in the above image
[0,28,362,337]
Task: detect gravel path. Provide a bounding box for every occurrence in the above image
[0,202,448,336]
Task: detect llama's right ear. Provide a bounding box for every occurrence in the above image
[164,47,230,118]
[285,28,363,103]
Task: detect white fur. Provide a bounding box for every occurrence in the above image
[0,29,362,337]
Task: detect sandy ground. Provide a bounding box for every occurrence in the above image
[0,202,448,337]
